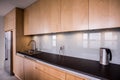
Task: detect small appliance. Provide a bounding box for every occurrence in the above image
[100,48,112,65]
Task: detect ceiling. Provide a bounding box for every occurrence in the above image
[0,0,37,16]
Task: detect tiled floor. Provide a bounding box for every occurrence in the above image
[0,69,19,80]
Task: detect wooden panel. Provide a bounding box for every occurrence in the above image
[24,6,30,35]
[109,0,120,27]
[39,0,61,33]
[4,9,16,31]
[66,73,89,80]
[35,62,65,80]
[24,1,41,35]
[49,0,61,32]
[44,65,65,80]
[14,55,24,80]
[35,62,46,71]
[89,0,109,29]
[61,0,88,31]
[35,67,61,80]
[29,1,41,35]
[39,0,51,33]
[16,8,32,51]
[24,58,35,80]
[24,0,60,35]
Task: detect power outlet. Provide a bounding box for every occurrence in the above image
[59,45,65,55]
[60,46,64,50]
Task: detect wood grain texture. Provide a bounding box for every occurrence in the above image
[34,61,66,80]
[61,0,89,31]
[109,0,120,27]
[14,55,24,80]
[4,9,16,31]
[24,0,41,35]
[24,6,30,35]
[49,0,61,33]
[35,68,61,80]
[24,0,61,35]
[24,57,35,80]
[89,0,109,29]
[66,73,89,80]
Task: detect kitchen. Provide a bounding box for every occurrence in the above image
[0,0,120,80]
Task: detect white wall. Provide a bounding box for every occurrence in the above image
[0,16,5,69]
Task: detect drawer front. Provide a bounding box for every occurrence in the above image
[35,62,65,80]
[35,62,47,71]
[66,73,89,80]
[44,65,65,80]
[35,67,61,80]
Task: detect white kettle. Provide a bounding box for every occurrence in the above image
[100,48,112,65]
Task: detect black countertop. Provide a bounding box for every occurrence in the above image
[17,51,120,80]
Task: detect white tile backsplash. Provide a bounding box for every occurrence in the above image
[33,30,120,65]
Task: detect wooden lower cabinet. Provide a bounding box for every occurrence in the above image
[66,73,89,80]
[35,68,61,80]
[34,62,66,80]
[24,57,35,80]
[15,55,89,80]
[15,55,35,80]
[14,55,24,80]
[34,61,89,80]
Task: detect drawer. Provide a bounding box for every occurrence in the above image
[35,61,65,80]
[35,62,46,71]
[66,73,89,80]
[44,65,66,80]
[35,68,61,80]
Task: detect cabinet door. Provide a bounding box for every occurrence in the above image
[24,0,60,35]
[4,9,15,31]
[89,0,109,29]
[109,0,120,27]
[14,55,24,80]
[66,73,88,80]
[24,1,40,35]
[61,0,89,32]
[24,57,35,80]
[39,0,61,33]
[49,0,61,32]
[24,6,30,35]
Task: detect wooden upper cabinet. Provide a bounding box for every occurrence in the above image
[61,0,89,32]
[24,1,40,35]
[39,0,61,33]
[49,0,61,33]
[89,0,120,29]
[109,0,120,27]
[4,9,16,31]
[24,0,60,35]
[89,0,109,29]
[24,0,120,34]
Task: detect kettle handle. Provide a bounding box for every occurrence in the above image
[106,49,112,61]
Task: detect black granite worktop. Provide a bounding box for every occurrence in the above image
[17,51,120,80]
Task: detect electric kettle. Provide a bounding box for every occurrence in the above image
[100,48,112,65]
